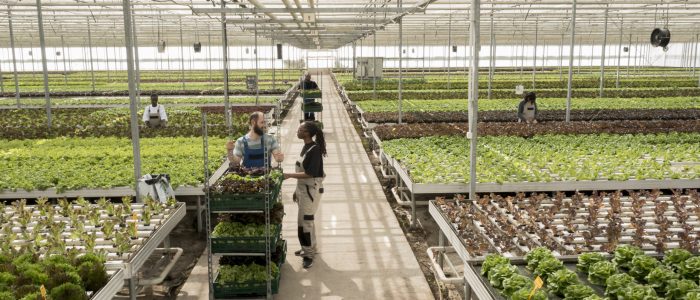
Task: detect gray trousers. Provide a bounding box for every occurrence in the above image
[296,177,323,258]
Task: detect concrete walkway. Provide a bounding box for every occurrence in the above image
[177,71,432,300]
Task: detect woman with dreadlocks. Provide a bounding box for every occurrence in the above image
[283,121,327,269]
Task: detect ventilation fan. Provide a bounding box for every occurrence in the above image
[193,42,202,53]
[650,28,671,51]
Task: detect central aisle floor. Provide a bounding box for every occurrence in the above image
[275,72,432,299]
[177,71,432,300]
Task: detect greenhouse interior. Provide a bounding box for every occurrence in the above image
[1,0,700,299]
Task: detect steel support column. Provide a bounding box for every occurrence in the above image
[255,23,260,105]
[8,7,20,107]
[121,0,142,206]
[179,16,185,90]
[131,6,141,101]
[693,34,698,78]
[599,6,608,98]
[398,0,404,126]
[487,11,494,99]
[626,34,632,77]
[559,33,564,80]
[468,0,481,215]
[616,19,623,88]
[36,0,52,128]
[447,14,452,90]
[87,17,96,92]
[532,18,538,89]
[566,0,577,122]
[61,36,68,85]
[221,0,232,130]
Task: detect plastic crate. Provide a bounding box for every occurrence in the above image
[213,271,280,298]
[211,224,282,254]
[210,178,282,211]
[301,90,322,99]
[213,248,285,298]
[302,103,323,112]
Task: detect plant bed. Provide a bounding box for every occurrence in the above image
[435,190,700,256]
[362,108,700,124]
[301,90,322,99]
[372,120,700,140]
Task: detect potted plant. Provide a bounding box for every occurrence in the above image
[101,220,114,241]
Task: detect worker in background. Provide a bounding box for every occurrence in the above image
[283,121,326,269]
[517,91,538,124]
[226,111,284,169]
[301,73,319,121]
[142,94,168,128]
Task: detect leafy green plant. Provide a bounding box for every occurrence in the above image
[613,245,644,269]
[501,274,533,297]
[533,257,564,282]
[619,283,661,300]
[487,263,518,290]
[525,247,555,271]
[646,265,680,294]
[665,279,699,299]
[577,252,607,274]
[510,287,548,300]
[588,261,617,286]
[605,273,635,299]
[50,282,87,300]
[680,256,700,280]
[481,254,510,276]
[548,269,579,296]
[629,255,660,282]
[217,262,280,284]
[563,284,596,300]
[663,248,693,271]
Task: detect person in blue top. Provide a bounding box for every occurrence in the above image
[226,111,284,169]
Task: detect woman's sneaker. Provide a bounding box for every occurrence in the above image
[302,257,313,269]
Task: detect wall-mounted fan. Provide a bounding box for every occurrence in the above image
[193,42,202,53]
[650,28,671,51]
[157,40,166,53]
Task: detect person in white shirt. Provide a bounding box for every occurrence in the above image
[142,94,167,128]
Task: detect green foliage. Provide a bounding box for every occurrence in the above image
[615,245,644,270]
[0,137,226,192]
[525,247,555,271]
[487,264,518,290]
[548,269,579,296]
[663,248,693,271]
[605,273,635,299]
[501,274,533,297]
[382,133,700,184]
[588,261,617,286]
[645,265,680,294]
[619,283,661,300]
[481,254,510,276]
[533,257,565,283]
[358,97,700,113]
[562,284,596,300]
[577,253,607,274]
[217,263,280,285]
[510,287,548,300]
[50,282,88,300]
[212,222,280,238]
[665,279,699,299]
[77,261,108,292]
[629,255,660,282]
[680,256,700,281]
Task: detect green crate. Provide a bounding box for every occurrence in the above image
[301,90,322,98]
[277,239,287,265]
[213,270,280,298]
[211,224,282,254]
[302,103,323,112]
[210,178,282,211]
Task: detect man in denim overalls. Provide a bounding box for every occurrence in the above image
[226,112,284,169]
